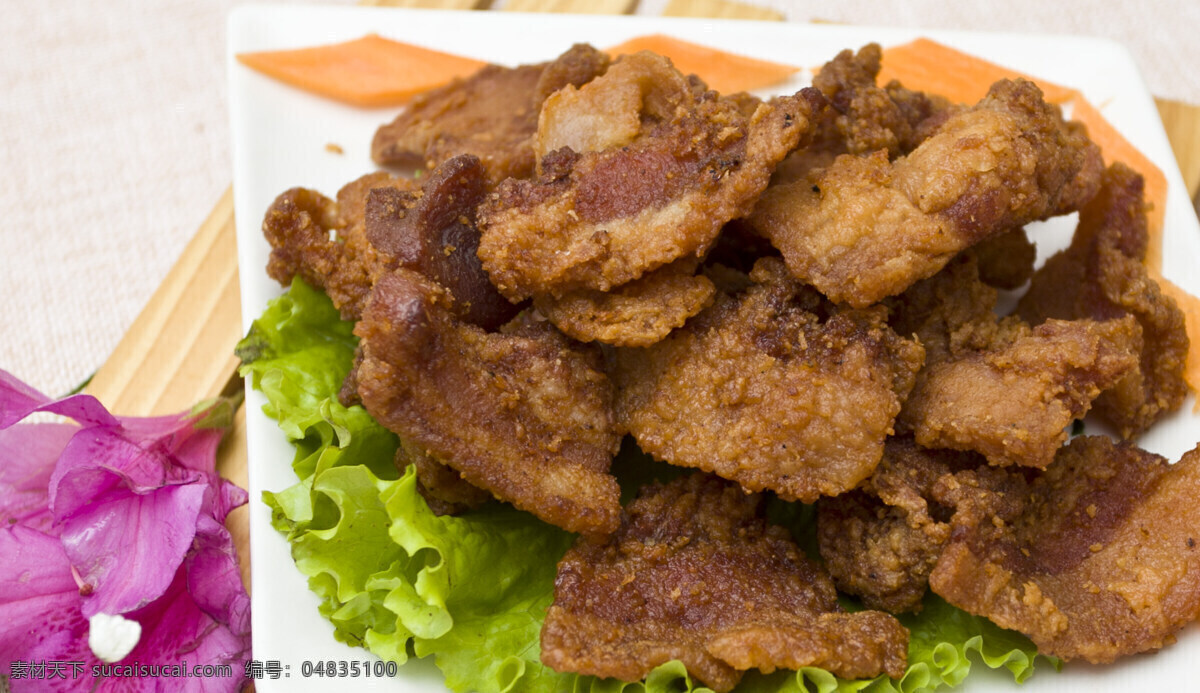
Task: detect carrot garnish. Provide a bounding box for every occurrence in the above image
[606,34,800,94]
[237,34,486,107]
[877,37,1077,105]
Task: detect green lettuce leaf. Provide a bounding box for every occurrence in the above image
[240,279,1057,693]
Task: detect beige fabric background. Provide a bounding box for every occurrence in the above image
[2,0,1197,398]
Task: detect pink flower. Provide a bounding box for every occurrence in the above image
[0,370,250,692]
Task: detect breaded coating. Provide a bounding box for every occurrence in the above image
[967,227,1037,290]
[613,258,924,502]
[263,172,416,319]
[541,474,909,690]
[885,254,1008,364]
[354,269,622,536]
[1018,163,1189,437]
[394,443,490,516]
[1053,120,1105,214]
[899,316,1141,468]
[929,436,1200,663]
[812,44,952,158]
[477,52,825,300]
[751,79,1090,307]
[817,438,974,613]
[532,258,715,347]
[371,43,610,183]
[365,154,520,331]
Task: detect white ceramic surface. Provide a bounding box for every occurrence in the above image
[228,5,1200,691]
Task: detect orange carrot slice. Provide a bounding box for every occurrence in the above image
[606,34,799,94]
[878,37,1078,105]
[237,34,487,107]
[1070,96,1169,271]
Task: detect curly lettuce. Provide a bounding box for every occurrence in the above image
[239,278,1057,693]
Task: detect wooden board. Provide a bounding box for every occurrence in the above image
[89,0,1200,599]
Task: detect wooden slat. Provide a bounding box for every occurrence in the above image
[85,187,242,416]
[1155,98,1200,200]
[664,0,783,21]
[503,0,636,14]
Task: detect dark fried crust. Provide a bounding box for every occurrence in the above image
[817,438,972,613]
[751,79,1089,307]
[541,474,908,690]
[394,443,490,516]
[371,43,610,183]
[477,52,825,300]
[930,437,1200,663]
[263,173,417,319]
[354,270,622,536]
[967,227,1037,290]
[614,258,924,502]
[364,154,520,331]
[1018,163,1189,437]
[532,258,715,347]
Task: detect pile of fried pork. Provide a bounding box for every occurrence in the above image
[260,42,1199,690]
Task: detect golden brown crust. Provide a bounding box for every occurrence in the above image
[930,437,1200,663]
[1018,163,1189,437]
[371,43,610,183]
[900,316,1141,468]
[613,258,924,502]
[354,270,622,536]
[263,173,417,319]
[532,258,715,347]
[541,474,908,690]
[477,52,825,300]
[751,79,1090,307]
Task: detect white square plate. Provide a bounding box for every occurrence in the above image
[228,5,1200,691]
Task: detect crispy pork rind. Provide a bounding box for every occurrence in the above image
[613,257,924,502]
[900,316,1141,468]
[929,436,1200,663]
[541,473,909,690]
[365,153,520,331]
[263,172,417,319]
[371,43,610,183]
[476,51,825,300]
[817,437,973,614]
[751,79,1091,307]
[888,255,1142,468]
[531,258,715,347]
[1018,162,1189,437]
[354,269,622,536]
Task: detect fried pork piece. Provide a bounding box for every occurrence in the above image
[900,316,1141,468]
[613,258,924,502]
[477,52,825,300]
[394,443,490,516]
[541,474,909,690]
[751,79,1090,307]
[371,43,609,183]
[354,269,622,536]
[1018,163,1189,437]
[817,438,976,613]
[966,227,1037,290]
[263,172,417,319]
[930,436,1200,663]
[532,258,715,347]
[813,43,952,158]
[887,251,1141,468]
[365,154,519,331]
